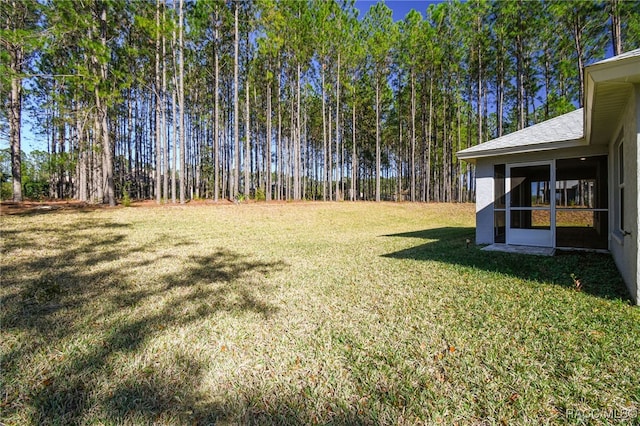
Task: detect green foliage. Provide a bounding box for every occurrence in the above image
[254,186,266,201]
[0,149,12,200]
[1,182,12,200]
[7,0,629,204]
[120,181,132,207]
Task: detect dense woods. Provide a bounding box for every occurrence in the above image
[1,0,639,204]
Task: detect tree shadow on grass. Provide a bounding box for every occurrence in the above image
[102,374,380,426]
[0,215,287,424]
[382,227,632,303]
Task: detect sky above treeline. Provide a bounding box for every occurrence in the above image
[355,0,444,20]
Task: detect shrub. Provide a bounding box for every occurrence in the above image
[120,182,132,207]
[1,182,12,200]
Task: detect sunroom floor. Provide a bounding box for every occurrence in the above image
[482,244,555,256]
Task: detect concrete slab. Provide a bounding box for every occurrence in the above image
[482,244,555,256]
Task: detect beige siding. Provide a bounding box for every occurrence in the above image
[609,84,639,304]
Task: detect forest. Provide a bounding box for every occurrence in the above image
[2,0,639,205]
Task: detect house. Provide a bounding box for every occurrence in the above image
[457,48,640,305]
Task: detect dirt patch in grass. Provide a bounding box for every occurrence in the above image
[0,200,108,215]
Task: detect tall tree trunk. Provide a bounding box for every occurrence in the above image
[98,3,114,206]
[178,0,185,204]
[516,33,525,130]
[609,0,622,55]
[266,79,272,201]
[6,0,23,202]
[244,75,250,196]
[410,70,416,202]
[78,96,88,202]
[328,103,332,200]
[573,14,585,107]
[162,0,168,201]
[171,83,177,203]
[232,1,239,199]
[351,95,356,201]
[155,0,161,203]
[322,66,327,201]
[496,34,505,137]
[426,76,433,202]
[277,70,282,200]
[213,10,220,202]
[294,63,301,200]
[9,48,23,202]
[335,53,340,201]
[477,47,483,144]
[375,77,381,202]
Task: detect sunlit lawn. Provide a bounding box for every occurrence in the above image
[1,201,638,425]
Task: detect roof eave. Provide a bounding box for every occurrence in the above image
[584,52,640,145]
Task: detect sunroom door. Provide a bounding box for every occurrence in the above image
[507,162,554,247]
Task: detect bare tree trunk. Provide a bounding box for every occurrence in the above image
[351,96,356,201]
[9,56,23,201]
[426,76,433,202]
[335,53,340,201]
[78,97,88,202]
[609,0,622,55]
[244,74,250,196]
[410,70,416,202]
[171,84,177,203]
[232,1,239,199]
[322,66,327,201]
[6,0,23,202]
[213,10,220,202]
[277,72,282,200]
[97,3,114,206]
[294,63,301,200]
[573,15,585,107]
[328,103,332,200]
[178,0,185,204]
[375,77,381,202]
[288,91,294,200]
[266,79,272,201]
[162,0,168,201]
[155,0,161,203]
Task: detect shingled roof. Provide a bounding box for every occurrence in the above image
[589,47,640,65]
[457,108,584,161]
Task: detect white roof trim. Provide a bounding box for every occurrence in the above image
[458,138,586,160]
[587,48,640,66]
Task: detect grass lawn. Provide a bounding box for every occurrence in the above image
[1,202,638,425]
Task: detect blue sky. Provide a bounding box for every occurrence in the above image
[354,0,445,21]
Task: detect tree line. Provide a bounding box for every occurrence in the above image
[2,0,638,204]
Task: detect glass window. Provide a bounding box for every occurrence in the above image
[510,210,551,230]
[494,164,506,243]
[510,165,551,208]
[555,156,607,209]
[616,136,624,233]
[555,155,608,249]
[494,164,505,209]
[494,211,505,243]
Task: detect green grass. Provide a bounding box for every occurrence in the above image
[1,202,638,425]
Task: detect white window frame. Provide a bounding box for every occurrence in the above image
[612,130,626,244]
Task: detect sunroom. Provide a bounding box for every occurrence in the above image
[458,109,610,253]
[458,48,640,304]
